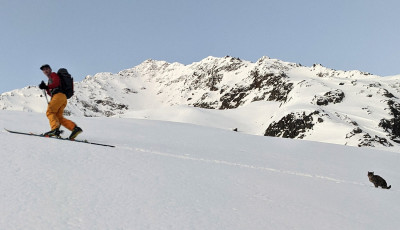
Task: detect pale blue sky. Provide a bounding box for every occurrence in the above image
[1,0,399,93]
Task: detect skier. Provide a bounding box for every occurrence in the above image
[38,64,83,139]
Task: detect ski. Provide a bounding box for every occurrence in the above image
[4,128,115,148]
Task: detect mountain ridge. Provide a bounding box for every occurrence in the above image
[1,56,400,150]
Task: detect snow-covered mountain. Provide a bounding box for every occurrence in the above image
[1,56,400,150]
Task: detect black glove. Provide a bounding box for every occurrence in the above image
[39,81,48,90]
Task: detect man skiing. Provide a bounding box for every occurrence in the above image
[38,64,82,139]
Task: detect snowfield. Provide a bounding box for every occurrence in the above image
[1,110,399,230]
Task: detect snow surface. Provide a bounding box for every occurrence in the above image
[1,110,399,230]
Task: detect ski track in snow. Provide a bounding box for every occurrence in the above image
[126,147,383,189]
[2,110,400,230]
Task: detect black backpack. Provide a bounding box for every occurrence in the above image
[57,68,74,99]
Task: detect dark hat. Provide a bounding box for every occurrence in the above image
[40,64,51,70]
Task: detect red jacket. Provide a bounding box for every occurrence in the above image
[46,72,61,96]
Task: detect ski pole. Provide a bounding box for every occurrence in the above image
[42,89,49,104]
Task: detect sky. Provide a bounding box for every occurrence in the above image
[1,0,400,93]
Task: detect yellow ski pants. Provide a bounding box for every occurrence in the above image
[46,93,75,131]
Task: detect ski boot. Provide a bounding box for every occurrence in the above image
[69,126,83,140]
[43,127,63,138]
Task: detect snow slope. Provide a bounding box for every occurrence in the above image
[1,110,399,230]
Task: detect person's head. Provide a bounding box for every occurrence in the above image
[40,64,52,77]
